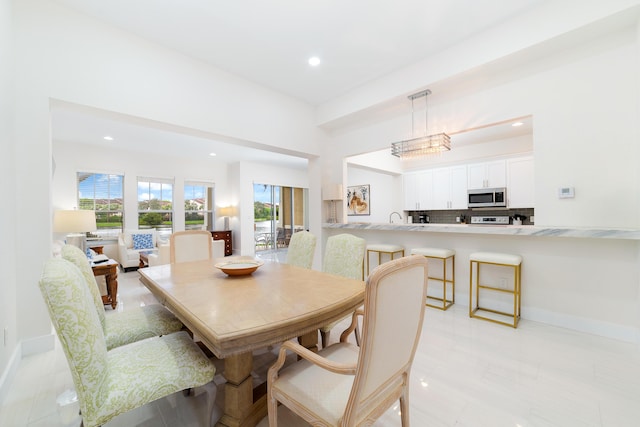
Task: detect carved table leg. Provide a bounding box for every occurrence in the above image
[216,352,266,427]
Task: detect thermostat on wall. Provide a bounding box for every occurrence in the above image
[558,187,575,199]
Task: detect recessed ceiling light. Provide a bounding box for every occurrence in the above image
[209,152,217,157]
[308,56,321,67]
[103,136,114,140]
[512,122,524,127]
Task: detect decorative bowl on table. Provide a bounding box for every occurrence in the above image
[214,259,264,276]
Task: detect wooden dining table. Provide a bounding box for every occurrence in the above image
[138,258,365,427]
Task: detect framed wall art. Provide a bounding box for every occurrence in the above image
[346,184,370,216]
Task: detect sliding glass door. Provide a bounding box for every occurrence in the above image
[253,183,308,252]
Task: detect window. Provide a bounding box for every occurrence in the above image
[137,177,173,240]
[184,181,215,230]
[77,172,124,239]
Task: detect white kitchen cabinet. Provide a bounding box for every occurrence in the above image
[403,170,433,210]
[467,160,506,189]
[432,165,467,209]
[507,156,534,208]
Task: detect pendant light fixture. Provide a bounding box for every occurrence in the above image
[391,89,450,158]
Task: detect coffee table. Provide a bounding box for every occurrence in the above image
[138,249,156,268]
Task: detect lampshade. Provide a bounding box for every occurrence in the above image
[218,206,233,230]
[322,184,343,201]
[391,89,451,159]
[218,206,234,217]
[53,210,97,233]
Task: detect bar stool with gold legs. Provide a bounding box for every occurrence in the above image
[366,244,404,276]
[410,248,455,310]
[469,252,522,328]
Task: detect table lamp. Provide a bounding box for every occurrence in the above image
[219,206,233,230]
[53,209,97,255]
[322,183,343,223]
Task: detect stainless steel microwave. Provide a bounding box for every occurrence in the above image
[468,187,507,208]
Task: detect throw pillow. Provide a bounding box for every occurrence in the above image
[132,233,154,250]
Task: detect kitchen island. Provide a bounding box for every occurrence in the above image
[323,222,640,343]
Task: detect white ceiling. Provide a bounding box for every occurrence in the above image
[53,0,544,105]
[50,0,544,167]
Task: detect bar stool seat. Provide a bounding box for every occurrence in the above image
[469,251,522,328]
[410,248,455,310]
[366,244,404,276]
[469,252,522,265]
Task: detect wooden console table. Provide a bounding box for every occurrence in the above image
[91,259,118,309]
[211,230,232,256]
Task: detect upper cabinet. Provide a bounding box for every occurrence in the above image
[432,166,467,209]
[467,160,506,189]
[403,170,433,210]
[402,155,534,211]
[507,156,534,208]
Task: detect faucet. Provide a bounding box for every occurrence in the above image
[389,211,403,223]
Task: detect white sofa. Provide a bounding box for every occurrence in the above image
[148,238,225,266]
[117,229,162,271]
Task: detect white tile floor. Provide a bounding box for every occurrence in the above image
[2,253,640,426]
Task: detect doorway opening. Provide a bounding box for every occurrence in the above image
[253,183,308,256]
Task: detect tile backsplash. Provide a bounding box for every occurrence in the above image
[407,208,535,225]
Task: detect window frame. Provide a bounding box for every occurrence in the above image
[184,180,216,231]
[77,171,124,239]
[137,176,174,240]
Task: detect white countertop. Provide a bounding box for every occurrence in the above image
[323,222,640,240]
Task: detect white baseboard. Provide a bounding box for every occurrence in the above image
[524,307,639,344]
[21,333,55,357]
[0,333,55,405]
[0,344,21,406]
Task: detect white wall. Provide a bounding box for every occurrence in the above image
[346,166,402,224]
[317,0,640,125]
[325,25,640,228]
[0,0,18,393]
[11,0,322,356]
[52,139,231,235]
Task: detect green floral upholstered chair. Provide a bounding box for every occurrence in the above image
[61,245,183,350]
[39,258,216,427]
[285,231,317,269]
[320,233,366,347]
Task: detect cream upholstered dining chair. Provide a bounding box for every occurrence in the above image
[170,230,214,263]
[61,244,183,350]
[39,258,216,427]
[267,255,429,427]
[320,233,366,347]
[285,230,317,269]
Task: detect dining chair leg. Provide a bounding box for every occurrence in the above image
[400,387,410,426]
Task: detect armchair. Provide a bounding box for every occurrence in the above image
[39,258,215,427]
[117,229,160,271]
[267,255,429,426]
[147,235,225,266]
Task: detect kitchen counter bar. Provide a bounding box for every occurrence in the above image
[322,222,640,344]
[324,223,640,240]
